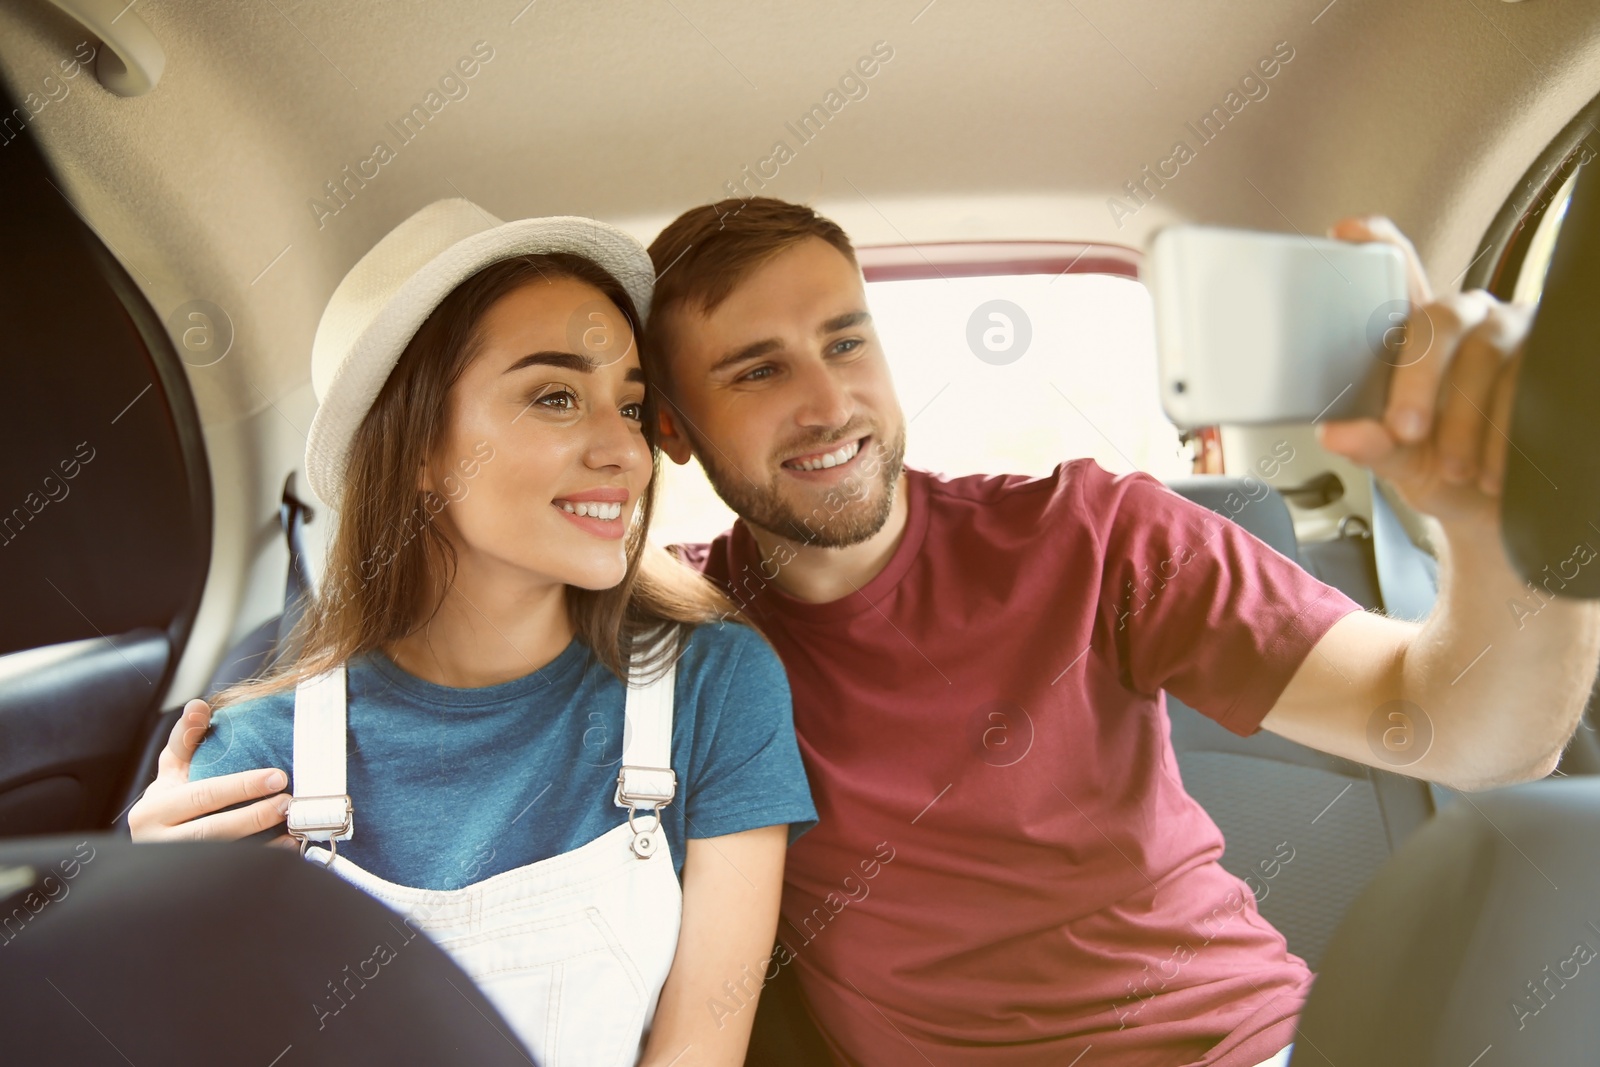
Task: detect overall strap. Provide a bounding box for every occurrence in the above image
[285,665,354,851]
[614,632,678,857]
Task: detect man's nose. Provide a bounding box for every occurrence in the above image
[794,360,853,430]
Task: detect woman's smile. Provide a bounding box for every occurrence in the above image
[552,487,632,541]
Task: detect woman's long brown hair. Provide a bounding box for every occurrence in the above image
[215,253,738,706]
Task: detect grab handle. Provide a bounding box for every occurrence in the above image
[46,0,165,97]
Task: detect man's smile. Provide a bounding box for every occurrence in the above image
[781,435,867,476]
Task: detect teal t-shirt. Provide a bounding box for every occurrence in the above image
[190,621,817,890]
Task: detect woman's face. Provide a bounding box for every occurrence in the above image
[424,275,650,593]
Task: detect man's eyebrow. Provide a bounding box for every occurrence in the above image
[502,351,644,382]
[708,312,872,377]
[822,310,871,333]
[709,338,781,377]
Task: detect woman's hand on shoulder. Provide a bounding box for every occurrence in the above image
[127,699,295,847]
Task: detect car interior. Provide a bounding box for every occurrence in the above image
[5,2,1600,1063]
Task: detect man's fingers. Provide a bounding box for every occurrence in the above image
[1383,292,1493,445]
[1328,216,1467,446]
[1329,215,1433,306]
[177,794,292,844]
[1317,418,1397,470]
[155,699,214,777]
[1317,416,1438,489]
[139,766,288,830]
[1434,307,1515,485]
[1479,352,1523,496]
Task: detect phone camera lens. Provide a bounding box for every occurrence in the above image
[1173,380,1187,394]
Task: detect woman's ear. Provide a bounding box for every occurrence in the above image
[657,407,694,466]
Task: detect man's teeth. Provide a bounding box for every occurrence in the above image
[559,501,624,521]
[786,439,861,472]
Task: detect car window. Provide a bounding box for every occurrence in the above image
[650,267,1186,548]
[0,128,210,658]
[0,95,211,836]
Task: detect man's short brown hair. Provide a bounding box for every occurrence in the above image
[647,197,858,330]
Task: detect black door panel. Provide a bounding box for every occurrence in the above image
[0,629,170,834]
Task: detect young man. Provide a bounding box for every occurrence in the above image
[137,198,1599,1066]
[638,198,1600,1066]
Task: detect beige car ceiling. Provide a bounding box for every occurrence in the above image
[2,0,1598,700]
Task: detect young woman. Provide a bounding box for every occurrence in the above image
[131,200,817,1066]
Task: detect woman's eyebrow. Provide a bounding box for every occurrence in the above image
[502,351,645,382]
[503,351,595,374]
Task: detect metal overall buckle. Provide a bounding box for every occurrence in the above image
[285,794,353,867]
[615,766,676,859]
[624,806,664,859]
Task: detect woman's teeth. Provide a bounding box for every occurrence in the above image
[785,438,861,472]
[559,501,623,521]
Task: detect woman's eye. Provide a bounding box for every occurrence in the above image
[536,389,579,412]
[621,402,644,422]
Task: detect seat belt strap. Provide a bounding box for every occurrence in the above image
[274,474,316,657]
[286,665,353,847]
[1369,474,1439,622]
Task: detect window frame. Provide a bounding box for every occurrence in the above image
[1467,93,1600,299]
[856,240,1141,283]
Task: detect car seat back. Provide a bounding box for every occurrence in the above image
[1162,475,1434,969]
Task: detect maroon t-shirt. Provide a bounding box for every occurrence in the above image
[680,461,1363,1066]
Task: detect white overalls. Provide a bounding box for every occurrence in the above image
[284,648,684,1066]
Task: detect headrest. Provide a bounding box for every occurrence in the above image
[1294,778,1600,1064]
[1164,475,1300,560]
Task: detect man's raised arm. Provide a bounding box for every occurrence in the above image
[1260,217,1600,791]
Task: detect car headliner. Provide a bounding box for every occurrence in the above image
[1,0,1597,698]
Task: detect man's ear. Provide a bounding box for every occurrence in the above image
[657,406,694,466]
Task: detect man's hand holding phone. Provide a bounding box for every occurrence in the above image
[1317,215,1534,535]
[126,699,295,847]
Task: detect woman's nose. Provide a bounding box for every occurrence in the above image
[584,407,647,471]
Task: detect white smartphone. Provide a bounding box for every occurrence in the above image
[1144,224,1409,429]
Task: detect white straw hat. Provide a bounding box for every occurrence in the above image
[304,198,654,508]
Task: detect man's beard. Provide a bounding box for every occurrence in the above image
[690,425,906,548]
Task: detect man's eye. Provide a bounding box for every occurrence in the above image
[741,366,774,382]
[831,338,863,356]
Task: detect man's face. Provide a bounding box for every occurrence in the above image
[655,237,906,547]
